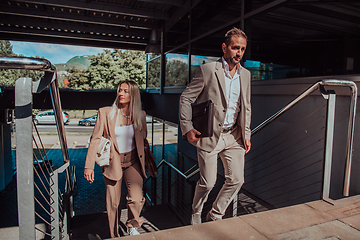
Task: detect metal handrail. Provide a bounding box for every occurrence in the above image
[0,56,51,70]
[251,79,357,196]
[144,159,199,183]
[0,56,74,239]
[0,56,70,164]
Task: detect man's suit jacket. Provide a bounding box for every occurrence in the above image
[85,107,147,181]
[179,59,251,153]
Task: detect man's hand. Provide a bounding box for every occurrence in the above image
[84,168,94,183]
[245,139,251,154]
[186,129,201,142]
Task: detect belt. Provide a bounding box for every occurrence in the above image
[221,125,235,133]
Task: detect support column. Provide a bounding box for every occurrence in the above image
[160,24,166,94]
[15,78,36,240]
[323,93,336,199]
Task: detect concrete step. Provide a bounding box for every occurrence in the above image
[110,195,360,240]
[71,204,183,240]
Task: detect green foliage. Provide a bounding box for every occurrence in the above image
[32,109,41,116]
[147,56,161,88]
[0,40,15,56]
[67,49,146,90]
[67,67,89,90]
[147,57,191,87]
[0,40,44,87]
[165,59,188,86]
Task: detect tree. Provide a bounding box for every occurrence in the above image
[0,40,44,87]
[67,49,146,89]
[165,59,188,86]
[66,67,88,90]
[0,40,15,56]
[147,57,161,88]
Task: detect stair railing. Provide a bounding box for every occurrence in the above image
[250,80,357,198]
[0,56,75,240]
[145,79,357,225]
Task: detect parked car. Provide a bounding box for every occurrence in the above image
[78,115,97,126]
[34,110,70,125]
[146,115,158,123]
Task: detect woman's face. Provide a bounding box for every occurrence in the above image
[118,83,131,105]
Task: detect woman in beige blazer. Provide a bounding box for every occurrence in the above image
[84,80,147,237]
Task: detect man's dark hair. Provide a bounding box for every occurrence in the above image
[224,27,247,45]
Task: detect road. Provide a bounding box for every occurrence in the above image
[34,119,166,133]
[29,119,177,147]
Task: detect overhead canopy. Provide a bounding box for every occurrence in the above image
[0,0,360,72]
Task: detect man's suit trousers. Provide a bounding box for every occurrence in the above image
[192,127,245,219]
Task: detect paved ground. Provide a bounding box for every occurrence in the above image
[114,195,360,240]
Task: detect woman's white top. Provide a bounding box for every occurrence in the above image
[114,124,136,153]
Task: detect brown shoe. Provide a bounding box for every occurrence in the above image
[206,210,218,222]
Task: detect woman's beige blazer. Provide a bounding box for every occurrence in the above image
[179,59,251,153]
[84,107,147,181]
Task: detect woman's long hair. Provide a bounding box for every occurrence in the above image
[109,80,143,130]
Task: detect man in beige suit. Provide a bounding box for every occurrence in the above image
[179,28,251,224]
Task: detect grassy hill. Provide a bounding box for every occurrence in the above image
[55,55,92,71]
[54,55,92,71]
[55,64,67,71]
[65,55,92,70]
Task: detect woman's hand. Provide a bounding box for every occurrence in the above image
[84,168,94,183]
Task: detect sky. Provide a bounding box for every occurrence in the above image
[10,41,108,64]
[10,40,220,66]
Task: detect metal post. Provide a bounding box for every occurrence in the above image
[323,93,336,199]
[162,120,165,160]
[15,78,36,240]
[232,194,238,217]
[177,152,184,212]
[145,54,149,88]
[151,116,154,152]
[50,171,60,240]
[50,162,70,240]
[162,164,165,204]
[187,9,192,85]
[241,0,245,30]
[343,84,357,196]
[151,176,157,205]
[160,26,166,94]
[168,164,172,204]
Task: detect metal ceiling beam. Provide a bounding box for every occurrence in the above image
[0,26,148,46]
[288,4,360,25]
[12,0,170,19]
[0,6,154,30]
[0,17,150,39]
[166,0,289,54]
[0,32,146,51]
[136,0,184,7]
[164,0,202,32]
[258,12,360,35]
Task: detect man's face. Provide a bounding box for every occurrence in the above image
[222,35,247,67]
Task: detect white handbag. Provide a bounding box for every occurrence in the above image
[95,137,111,167]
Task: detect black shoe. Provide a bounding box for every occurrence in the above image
[88,234,102,240]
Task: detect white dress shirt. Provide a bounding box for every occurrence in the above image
[222,57,241,129]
